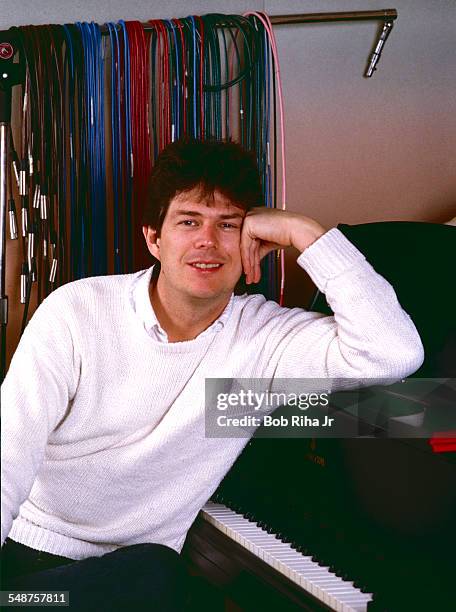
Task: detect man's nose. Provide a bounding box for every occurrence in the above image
[194,224,218,248]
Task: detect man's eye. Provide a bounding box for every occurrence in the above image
[220,223,239,230]
[180,220,197,226]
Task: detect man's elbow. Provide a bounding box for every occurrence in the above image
[396,337,425,378]
[374,334,425,381]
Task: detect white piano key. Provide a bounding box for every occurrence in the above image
[271,550,310,560]
[341,603,372,612]
[340,594,373,603]
[285,560,325,571]
[238,529,283,547]
[236,528,280,542]
[235,535,276,558]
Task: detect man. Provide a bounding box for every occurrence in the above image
[1,139,424,610]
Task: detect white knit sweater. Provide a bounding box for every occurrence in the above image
[1,229,424,559]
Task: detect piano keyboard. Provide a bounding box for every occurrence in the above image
[201,501,373,612]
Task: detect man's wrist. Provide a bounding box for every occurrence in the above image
[289,216,327,252]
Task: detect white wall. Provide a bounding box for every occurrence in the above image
[266,0,456,227]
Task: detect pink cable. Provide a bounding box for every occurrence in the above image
[243,11,287,305]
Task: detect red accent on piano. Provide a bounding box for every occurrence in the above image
[429,431,456,453]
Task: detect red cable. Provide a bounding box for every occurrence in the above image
[118,27,128,268]
[125,21,152,268]
[197,16,204,138]
[148,21,160,151]
[157,21,169,149]
[173,19,187,134]
[161,21,171,146]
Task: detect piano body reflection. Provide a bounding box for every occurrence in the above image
[183,223,456,611]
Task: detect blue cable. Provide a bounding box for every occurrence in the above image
[220,26,229,138]
[62,24,77,280]
[75,22,107,277]
[166,20,180,141]
[107,22,121,273]
[77,22,92,278]
[93,22,107,276]
[74,23,88,279]
[115,23,124,269]
[119,20,133,272]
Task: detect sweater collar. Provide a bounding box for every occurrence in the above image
[131,266,234,342]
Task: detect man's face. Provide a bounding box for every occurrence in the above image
[143,188,246,304]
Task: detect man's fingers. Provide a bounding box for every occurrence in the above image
[248,239,260,285]
[253,241,261,284]
[241,233,278,284]
[241,217,279,284]
[249,239,258,284]
[240,228,253,283]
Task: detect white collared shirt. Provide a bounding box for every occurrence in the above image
[131,266,234,342]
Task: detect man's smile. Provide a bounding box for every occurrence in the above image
[188,261,224,272]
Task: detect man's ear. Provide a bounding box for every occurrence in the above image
[142,226,161,260]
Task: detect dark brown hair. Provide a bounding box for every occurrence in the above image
[142,138,263,234]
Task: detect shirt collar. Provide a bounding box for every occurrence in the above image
[131,265,234,341]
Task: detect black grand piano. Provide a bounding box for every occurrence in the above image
[183,222,456,611]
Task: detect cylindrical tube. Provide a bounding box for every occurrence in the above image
[40,194,48,220]
[49,258,58,283]
[12,160,19,188]
[21,203,28,237]
[365,21,394,77]
[0,123,8,313]
[8,199,18,240]
[19,169,26,195]
[33,184,40,209]
[27,229,34,273]
[20,158,28,195]
[20,263,28,304]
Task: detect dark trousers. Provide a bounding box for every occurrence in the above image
[0,538,188,611]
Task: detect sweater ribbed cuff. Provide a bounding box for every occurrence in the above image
[9,517,117,560]
[297,228,366,291]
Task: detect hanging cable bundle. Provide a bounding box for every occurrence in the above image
[8,27,33,330]
[47,25,66,290]
[106,22,121,273]
[75,22,107,278]
[149,19,172,154]
[9,12,285,335]
[123,21,152,271]
[9,24,67,330]
[244,11,286,304]
[105,21,131,273]
[61,24,78,280]
[61,23,106,280]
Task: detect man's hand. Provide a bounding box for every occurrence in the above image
[240,208,327,284]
